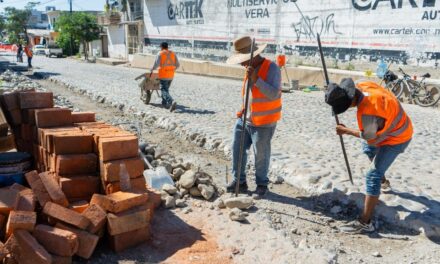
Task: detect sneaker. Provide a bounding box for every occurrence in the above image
[381,178,391,190]
[226,181,248,193]
[339,219,375,234]
[254,185,268,199]
[169,101,177,112]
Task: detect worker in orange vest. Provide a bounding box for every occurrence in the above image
[325,78,413,234]
[150,42,180,112]
[24,44,33,68]
[225,36,282,198]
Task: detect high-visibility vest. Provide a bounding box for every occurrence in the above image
[356,81,413,146]
[24,47,33,57]
[237,59,282,126]
[158,50,176,80]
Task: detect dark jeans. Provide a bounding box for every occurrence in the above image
[27,57,33,68]
[160,79,173,106]
[231,118,276,186]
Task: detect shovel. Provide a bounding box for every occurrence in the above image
[139,148,174,190]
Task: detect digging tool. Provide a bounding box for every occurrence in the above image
[317,34,354,185]
[139,147,174,190]
[235,38,256,197]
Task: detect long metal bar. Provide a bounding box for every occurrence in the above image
[317,34,353,185]
[235,38,256,196]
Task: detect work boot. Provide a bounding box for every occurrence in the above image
[254,185,268,199]
[226,181,248,193]
[169,101,177,112]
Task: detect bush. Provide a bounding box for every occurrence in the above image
[345,63,355,71]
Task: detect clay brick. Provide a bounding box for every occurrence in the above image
[35,108,72,128]
[0,92,19,110]
[33,225,78,257]
[100,157,144,182]
[59,176,99,201]
[104,177,147,194]
[6,211,37,237]
[19,92,53,109]
[0,214,6,236]
[69,201,89,214]
[74,121,106,128]
[71,112,95,123]
[0,241,6,262]
[21,108,37,125]
[109,226,150,252]
[90,192,148,213]
[107,205,149,236]
[43,202,91,230]
[51,255,72,264]
[14,230,52,264]
[39,127,79,147]
[25,170,51,207]
[8,109,21,125]
[56,154,98,176]
[81,204,106,234]
[145,187,161,217]
[55,223,99,259]
[98,136,139,162]
[0,188,19,215]
[51,133,93,154]
[39,172,69,207]
[3,254,18,264]
[16,192,36,211]
[4,235,21,263]
[20,124,32,140]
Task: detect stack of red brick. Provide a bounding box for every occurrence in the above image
[0,91,162,263]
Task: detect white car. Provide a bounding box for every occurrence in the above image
[45,43,63,58]
[33,45,45,55]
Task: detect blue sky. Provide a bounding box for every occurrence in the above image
[0,0,105,12]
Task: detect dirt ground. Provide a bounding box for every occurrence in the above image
[36,77,440,264]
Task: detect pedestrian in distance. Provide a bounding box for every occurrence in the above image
[16,44,23,63]
[325,78,413,234]
[24,44,33,68]
[150,42,180,112]
[225,36,282,198]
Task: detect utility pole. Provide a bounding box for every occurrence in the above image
[69,0,73,56]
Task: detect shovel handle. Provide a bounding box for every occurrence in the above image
[138,150,153,170]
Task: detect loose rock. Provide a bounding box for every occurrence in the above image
[229,208,248,222]
[224,197,253,209]
[179,170,198,189]
[189,186,202,197]
[198,184,215,200]
[162,183,178,195]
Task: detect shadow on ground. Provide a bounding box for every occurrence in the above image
[265,186,440,244]
[149,103,216,115]
[87,208,205,263]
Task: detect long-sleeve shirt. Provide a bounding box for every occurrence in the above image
[150,50,180,72]
[247,61,282,127]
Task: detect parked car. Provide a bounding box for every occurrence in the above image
[45,43,63,58]
[34,45,46,55]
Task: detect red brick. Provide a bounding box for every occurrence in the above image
[20,124,32,140]
[145,187,161,218]
[107,205,149,236]
[4,235,22,263]
[25,170,51,207]
[16,192,36,211]
[55,154,97,176]
[104,177,147,194]
[14,230,52,264]
[0,92,19,110]
[6,211,37,238]
[38,127,79,147]
[51,255,72,264]
[51,134,93,154]
[82,204,107,234]
[0,241,6,262]
[90,192,148,213]
[98,136,139,162]
[55,223,99,259]
[21,108,37,125]
[0,214,6,237]
[43,202,91,230]
[33,225,78,257]
[19,92,53,109]
[0,188,19,215]
[71,112,95,123]
[69,201,89,214]
[39,172,69,207]
[109,226,150,252]
[100,157,144,182]
[59,176,99,201]
[8,109,21,125]
[35,108,72,128]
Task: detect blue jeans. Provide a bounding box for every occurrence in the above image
[362,140,410,196]
[231,118,276,186]
[27,57,32,68]
[160,80,173,106]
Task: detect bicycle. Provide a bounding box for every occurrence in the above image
[383,68,440,107]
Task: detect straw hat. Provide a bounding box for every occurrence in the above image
[226,36,267,64]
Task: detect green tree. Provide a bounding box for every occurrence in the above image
[55,12,101,59]
[4,2,39,44]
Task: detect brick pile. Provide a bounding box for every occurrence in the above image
[0,91,162,262]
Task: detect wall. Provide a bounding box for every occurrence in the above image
[107,25,127,59]
[141,0,440,65]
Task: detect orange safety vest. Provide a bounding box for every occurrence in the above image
[158,50,176,80]
[24,47,33,57]
[237,59,282,126]
[356,81,413,146]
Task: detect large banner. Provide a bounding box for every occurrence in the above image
[144,0,440,55]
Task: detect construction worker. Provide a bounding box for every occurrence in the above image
[24,44,33,68]
[325,78,413,233]
[225,36,282,198]
[150,42,180,112]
